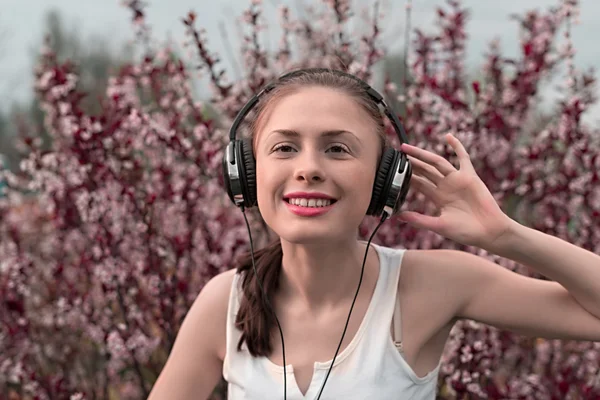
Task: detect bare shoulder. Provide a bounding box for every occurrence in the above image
[197,267,237,306]
[398,249,473,324]
[399,247,539,324]
[190,268,238,359]
[399,248,462,288]
[147,268,237,400]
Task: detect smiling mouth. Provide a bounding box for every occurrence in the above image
[282,198,337,217]
[283,198,338,208]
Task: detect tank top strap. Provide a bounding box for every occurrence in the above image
[369,244,406,351]
[223,271,245,377]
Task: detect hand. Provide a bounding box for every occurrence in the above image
[398,133,513,250]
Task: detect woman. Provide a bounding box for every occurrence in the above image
[148,69,600,399]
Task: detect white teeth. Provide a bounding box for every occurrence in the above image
[288,198,333,207]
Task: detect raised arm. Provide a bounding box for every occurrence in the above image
[397,133,600,342]
[148,269,235,400]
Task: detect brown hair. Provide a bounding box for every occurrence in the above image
[234,69,389,357]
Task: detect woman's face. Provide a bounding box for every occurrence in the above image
[254,86,381,245]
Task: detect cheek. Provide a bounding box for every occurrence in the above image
[255,158,280,209]
[339,163,377,211]
[359,171,377,210]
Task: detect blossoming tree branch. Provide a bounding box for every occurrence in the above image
[0,0,598,399]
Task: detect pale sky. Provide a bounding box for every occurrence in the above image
[3,0,600,123]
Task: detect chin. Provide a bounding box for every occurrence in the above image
[276,225,357,247]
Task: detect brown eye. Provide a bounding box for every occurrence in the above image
[327,144,350,154]
[272,144,296,153]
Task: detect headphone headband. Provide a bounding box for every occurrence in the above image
[228,68,409,144]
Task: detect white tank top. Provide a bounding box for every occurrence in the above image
[223,243,441,399]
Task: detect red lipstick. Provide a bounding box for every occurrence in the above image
[283,192,337,217]
[283,191,337,200]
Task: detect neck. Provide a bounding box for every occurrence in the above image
[277,238,378,310]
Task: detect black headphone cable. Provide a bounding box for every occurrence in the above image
[314,212,388,399]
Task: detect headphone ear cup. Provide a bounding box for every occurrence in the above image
[367,147,397,216]
[222,145,236,205]
[395,152,412,212]
[236,138,258,207]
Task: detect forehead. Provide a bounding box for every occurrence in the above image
[257,86,376,139]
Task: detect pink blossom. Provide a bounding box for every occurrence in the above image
[1,0,599,398]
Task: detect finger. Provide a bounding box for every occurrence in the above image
[401,143,455,176]
[407,155,444,185]
[411,175,444,206]
[397,210,442,232]
[445,133,474,171]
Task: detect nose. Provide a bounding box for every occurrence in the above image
[293,150,325,183]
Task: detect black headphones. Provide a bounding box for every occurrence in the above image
[222,67,412,218]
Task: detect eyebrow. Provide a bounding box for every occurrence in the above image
[267,129,361,142]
